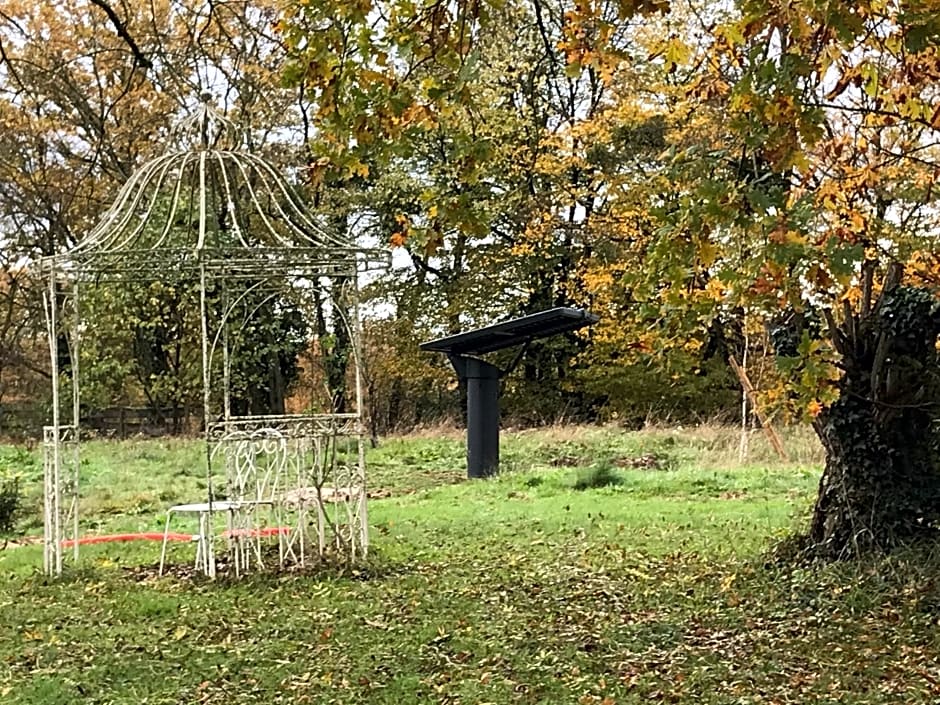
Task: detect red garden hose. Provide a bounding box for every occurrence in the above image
[60,526,290,547]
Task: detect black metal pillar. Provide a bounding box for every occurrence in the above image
[449,355,501,478]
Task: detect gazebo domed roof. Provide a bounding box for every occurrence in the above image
[44,98,387,280]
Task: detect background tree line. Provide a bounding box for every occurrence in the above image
[4,0,940,554]
[0,0,747,438]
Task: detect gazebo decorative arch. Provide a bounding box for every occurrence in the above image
[39,98,388,576]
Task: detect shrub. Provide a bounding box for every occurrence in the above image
[0,476,20,547]
[572,460,622,491]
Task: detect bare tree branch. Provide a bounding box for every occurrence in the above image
[88,0,153,70]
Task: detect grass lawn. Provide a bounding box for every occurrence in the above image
[2,424,940,704]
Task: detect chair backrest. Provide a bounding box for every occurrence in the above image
[214,427,288,502]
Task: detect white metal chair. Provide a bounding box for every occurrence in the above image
[159,427,287,577]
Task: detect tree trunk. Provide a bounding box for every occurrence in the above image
[327,282,351,414]
[268,349,286,415]
[810,392,940,558]
[806,269,940,558]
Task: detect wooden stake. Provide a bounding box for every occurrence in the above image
[728,355,790,462]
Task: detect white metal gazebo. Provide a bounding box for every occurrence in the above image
[39,98,388,576]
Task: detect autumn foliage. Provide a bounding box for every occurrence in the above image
[278,0,940,555]
[4,1,940,554]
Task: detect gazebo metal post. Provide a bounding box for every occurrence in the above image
[350,276,369,554]
[41,270,81,573]
[198,260,217,578]
[43,271,61,575]
[222,280,231,421]
[70,280,81,561]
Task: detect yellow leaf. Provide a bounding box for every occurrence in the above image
[698,240,717,267]
[663,37,690,72]
[347,159,369,179]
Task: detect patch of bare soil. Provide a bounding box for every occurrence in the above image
[549,452,673,470]
[549,455,586,467]
[281,487,393,507]
[612,453,671,470]
[1,535,41,550]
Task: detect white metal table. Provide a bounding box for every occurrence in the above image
[158,500,246,577]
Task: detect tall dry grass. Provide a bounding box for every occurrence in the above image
[399,421,825,471]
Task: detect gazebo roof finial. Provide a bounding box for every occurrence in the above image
[170,95,242,151]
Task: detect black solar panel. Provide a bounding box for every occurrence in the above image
[419,307,599,355]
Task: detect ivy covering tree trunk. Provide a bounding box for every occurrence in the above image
[808,265,940,558]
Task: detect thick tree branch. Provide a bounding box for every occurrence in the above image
[822,307,847,356]
[88,0,152,70]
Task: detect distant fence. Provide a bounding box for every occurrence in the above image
[83,406,197,438]
[0,403,196,439]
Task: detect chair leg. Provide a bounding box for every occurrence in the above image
[205,511,216,578]
[253,509,264,570]
[276,505,285,568]
[195,513,204,573]
[199,512,213,576]
[159,512,173,576]
[229,511,240,579]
